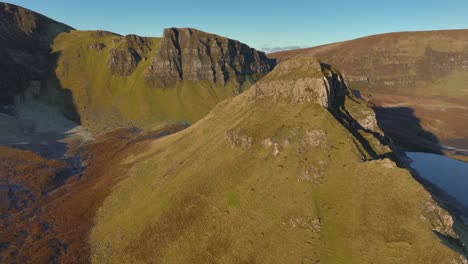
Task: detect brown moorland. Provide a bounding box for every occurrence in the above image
[0,124,186,263]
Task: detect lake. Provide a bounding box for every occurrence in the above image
[407,152,468,216]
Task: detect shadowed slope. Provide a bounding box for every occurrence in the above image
[90,58,464,263]
[0,2,72,104]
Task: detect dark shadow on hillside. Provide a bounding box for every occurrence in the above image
[331,94,379,159]
[0,49,84,163]
[47,51,81,125]
[321,64,392,160]
[373,107,443,154]
[434,230,467,257]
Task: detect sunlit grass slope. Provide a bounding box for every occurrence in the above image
[89,58,461,263]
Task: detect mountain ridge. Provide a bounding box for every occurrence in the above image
[270,29,468,60]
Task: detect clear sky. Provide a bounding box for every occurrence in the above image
[6,0,468,52]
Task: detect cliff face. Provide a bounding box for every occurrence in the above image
[250,57,347,108]
[145,28,276,88]
[0,3,72,104]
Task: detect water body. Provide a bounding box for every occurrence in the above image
[407,152,468,216]
[408,152,468,256]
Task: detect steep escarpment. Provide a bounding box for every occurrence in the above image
[0,3,84,160]
[270,30,468,155]
[90,57,464,263]
[145,27,276,88]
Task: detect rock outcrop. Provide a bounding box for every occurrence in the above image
[108,35,152,76]
[250,57,347,107]
[145,27,276,88]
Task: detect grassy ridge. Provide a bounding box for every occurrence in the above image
[89,60,461,263]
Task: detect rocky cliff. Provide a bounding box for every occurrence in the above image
[145,28,276,88]
[250,57,347,107]
[108,34,152,76]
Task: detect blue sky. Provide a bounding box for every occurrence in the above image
[6,0,468,52]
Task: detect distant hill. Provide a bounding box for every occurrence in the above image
[271,30,468,155]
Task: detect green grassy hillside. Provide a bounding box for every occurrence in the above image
[89,58,463,263]
[51,30,245,133]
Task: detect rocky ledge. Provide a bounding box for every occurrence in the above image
[249,57,348,108]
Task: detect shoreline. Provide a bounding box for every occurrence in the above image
[400,150,468,257]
